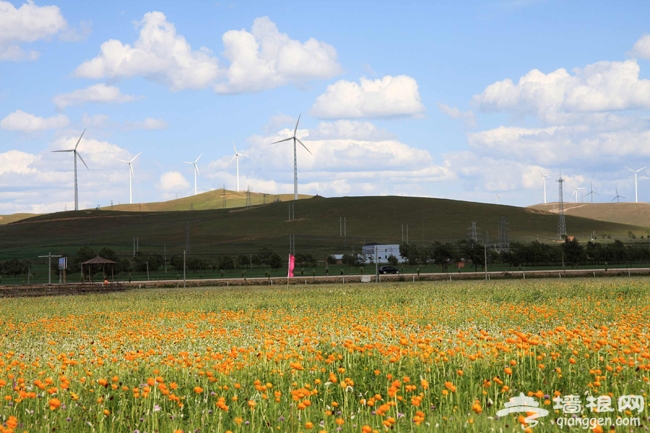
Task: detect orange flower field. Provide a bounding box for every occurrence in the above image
[0,279,649,432]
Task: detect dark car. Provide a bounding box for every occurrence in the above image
[379,266,399,274]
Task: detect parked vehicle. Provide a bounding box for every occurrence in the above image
[378,266,399,274]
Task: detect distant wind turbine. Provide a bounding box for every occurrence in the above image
[539,170,550,204]
[184,154,202,196]
[230,143,248,192]
[52,129,88,211]
[572,187,585,203]
[116,152,141,204]
[496,193,501,205]
[585,182,600,203]
[271,114,312,200]
[626,166,646,203]
[612,188,625,203]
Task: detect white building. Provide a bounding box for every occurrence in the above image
[361,244,404,263]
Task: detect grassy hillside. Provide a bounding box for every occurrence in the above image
[529,202,650,229]
[109,188,312,212]
[1,196,648,261]
[0,213,35,225]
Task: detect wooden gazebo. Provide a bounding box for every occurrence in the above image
[81,256,117,282]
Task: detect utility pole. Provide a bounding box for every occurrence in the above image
[375,244,379,282]
[38,252,62,285]
[484,232,488,281]
[185,221,191,253]
[557,173,567,239]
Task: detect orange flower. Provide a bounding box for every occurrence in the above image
[48,398,61,410]
[193,386,203,394]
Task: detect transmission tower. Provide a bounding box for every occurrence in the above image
[222,184,226,209]
[468,222,479,242]
[185,221,191,253]
[557,174,567,239]
[498,216,510,250]
[245,186,252,208]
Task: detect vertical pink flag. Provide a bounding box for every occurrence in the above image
[288,254,295,278]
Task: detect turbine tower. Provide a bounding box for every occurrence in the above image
[572,187,585,203]
[230,143,248,192]
[626,166,646,203]
[271,114,312,200]
[585,182,599,203]
[496,193,501,205]
[184,154,202,196]
[116,152,141,204]
[52,129,88,211]
[539,170,550,204]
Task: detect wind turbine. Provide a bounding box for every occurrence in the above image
[230,143,248,192]
[495,193,501,205]
[626,166,646,203]
[116,152,141,204]
[539,170,550,204]
[52,129,88,211]
[612,188,625,203]
[572,187,585,203]
[271,114,312,200]
[585,182,600,203]
[184,154,202,196]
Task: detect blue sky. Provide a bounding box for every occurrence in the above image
[1,0,650,212]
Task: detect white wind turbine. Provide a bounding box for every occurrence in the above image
[271,114,312,200]
[230,143,248,192]
[52,129,88,211]
[184,154,203,196]
[572,187,585,203]
[116,152,141,204]
[626,166,646,203]
[495,193,501,205]
[612,188,625,203]
[539,170,550,204]
[585,182,600,203]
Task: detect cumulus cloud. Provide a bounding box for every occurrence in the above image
[311,75,426,119]
[159,171,190,192]
[75,11,219,91]
[53,84,138,109]
[0,110,69,132]
[206,120,451,198]
[0,150,37,175]
[472,60,650,123]
[215,17,342,94]
[0,0,67,61]
[436,103,476,127]
[631,34,650,60]
[124,117,167,130]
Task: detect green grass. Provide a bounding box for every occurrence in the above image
[0,196,648,262]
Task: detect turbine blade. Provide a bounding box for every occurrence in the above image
[130,152,142,163]
[293,113,301,137]
[229,155,237,163]
[239,153,248,158]
[74,129,86,150]
[183,161,193,165]
[52,150,73,153]
[116,158,129,163]
[233,142,238,153]
[76,151,89,170]
[195,153,203,163]
[296,138,312,155]
[195,164,200,176]
[271,137,293,144]
[130,164,135,178]
[626,167,634,172]
[640,167,647,172]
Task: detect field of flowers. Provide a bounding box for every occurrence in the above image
[0,278,649,432]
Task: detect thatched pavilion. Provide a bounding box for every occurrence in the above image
[80,256,117,283]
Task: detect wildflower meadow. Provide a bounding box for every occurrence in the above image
[0,278,649,432]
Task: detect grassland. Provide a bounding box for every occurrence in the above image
[0,279,648,432]
[1,196,648,262]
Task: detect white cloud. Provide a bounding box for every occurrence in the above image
[311,75,426,119]
[631,34,650,60]
[159,171,190,192]
[75,11,219,91]
[53,84,137,108]
[436,103,476,127]
[0,110,69,132]
[472,60,650,123]
[206,120,451,197]
[0,150,37,175]
[215,17,342,94]
[0,0,67,61]
[125,117,167,130]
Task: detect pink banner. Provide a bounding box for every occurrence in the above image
[288,254,295,278]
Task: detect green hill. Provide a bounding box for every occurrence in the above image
[529,202,650,229]
[1,196,647,261]
[0,213,35,225]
